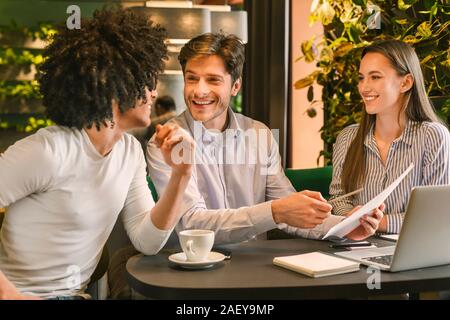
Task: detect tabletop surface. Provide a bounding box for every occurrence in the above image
[126,238,450,299]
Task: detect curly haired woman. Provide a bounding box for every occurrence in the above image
[0,7,194,299]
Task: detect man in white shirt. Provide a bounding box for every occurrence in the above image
[146,33,383,244]
[0,7,193,299]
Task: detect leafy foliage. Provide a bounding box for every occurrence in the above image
[0,48,44,66]
[0,115,54,133]
[0,22,56,132]
[296,0,450,165]
[231,92,243,113]
[0,80,42,99]
[0,22,56,42]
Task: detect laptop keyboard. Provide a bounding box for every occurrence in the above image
[363,255,394,266]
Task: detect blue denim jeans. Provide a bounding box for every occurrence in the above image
[48,294,91,300]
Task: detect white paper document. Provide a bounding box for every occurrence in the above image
[378,234,399,241]
[323,163,414,240]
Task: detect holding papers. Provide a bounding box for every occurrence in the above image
[323,163,414,240]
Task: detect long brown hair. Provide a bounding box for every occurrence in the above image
[341,39,444,193]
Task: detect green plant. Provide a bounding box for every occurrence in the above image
[0,80,42,99]
[295,0,450,165]
[0,48,45,66]
[231,92,243,113]
[0,22,56,130]
[0,115,54,133]
[0,22,56,42]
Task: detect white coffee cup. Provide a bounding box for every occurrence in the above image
[179,229,215,262]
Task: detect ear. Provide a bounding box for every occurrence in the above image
[231,77,242,96]
[401,74,413,93]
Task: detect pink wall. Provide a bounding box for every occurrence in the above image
[290,0,324,168]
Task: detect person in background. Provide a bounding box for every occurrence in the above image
[146,33,384,244]
[147,95,177,142]
[329,39,450,234]
[0,7,193,300]
[153,96,177,124]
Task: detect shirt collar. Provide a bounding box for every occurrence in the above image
[183,107,243,143]
[364,123,377,153]
[364,119,417,149]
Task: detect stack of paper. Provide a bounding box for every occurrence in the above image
[273,252,360,278]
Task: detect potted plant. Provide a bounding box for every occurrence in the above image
[295,0,450,165]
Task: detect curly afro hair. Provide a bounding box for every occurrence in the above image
[38,6,168,130]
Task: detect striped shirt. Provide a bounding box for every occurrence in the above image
[329,120,450,234]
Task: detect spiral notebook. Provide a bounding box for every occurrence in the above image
[273,252,360,278]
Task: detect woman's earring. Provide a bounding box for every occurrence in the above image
[110,120,115,129]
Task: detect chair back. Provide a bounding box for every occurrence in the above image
[89,247,109,284]
[267,166,333,240]
[284,166,333,199]
[147,176,159,202]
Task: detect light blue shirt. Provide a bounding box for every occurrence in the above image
[146,108,343,244]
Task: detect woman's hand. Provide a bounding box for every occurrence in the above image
[154,124,195,176]
[345,203,385,241]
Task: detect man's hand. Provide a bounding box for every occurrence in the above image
[0,271,40,300]
[345,204,385,241]
[154,124,195,176]
[271,190,332,228]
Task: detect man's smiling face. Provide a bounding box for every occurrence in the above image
[183,55,241,128]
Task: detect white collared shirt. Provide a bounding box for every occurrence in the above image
[147,108,343,244]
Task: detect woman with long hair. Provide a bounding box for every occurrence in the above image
[329,39,449,234]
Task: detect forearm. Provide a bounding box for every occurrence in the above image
[279,215,345,240]
[126,172,191,255]
[180,201,277,244]
[150,171,191,230]
[380,213,404,234]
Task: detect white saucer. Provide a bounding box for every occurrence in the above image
[168,251,226,269]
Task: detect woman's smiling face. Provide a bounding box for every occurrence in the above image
[358,52,409,117]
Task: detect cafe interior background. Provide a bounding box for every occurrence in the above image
[0,0,449,167]
[0,0,449,298]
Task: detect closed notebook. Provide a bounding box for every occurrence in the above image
[273,252,360,278]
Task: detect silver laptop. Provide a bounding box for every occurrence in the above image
[335,185,450,272]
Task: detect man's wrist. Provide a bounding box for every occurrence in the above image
[271,199,283,224]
